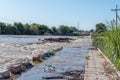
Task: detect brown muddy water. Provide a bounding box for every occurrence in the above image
[17,46,94,80]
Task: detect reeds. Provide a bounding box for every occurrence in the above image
[93,20,120,70]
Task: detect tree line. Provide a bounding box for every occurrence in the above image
[0,22,81,36]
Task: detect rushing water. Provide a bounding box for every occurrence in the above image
[0,35,93,80]
[17,46,94,80]
[0,35,75,45]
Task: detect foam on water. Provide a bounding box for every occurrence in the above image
[17,46,94,80]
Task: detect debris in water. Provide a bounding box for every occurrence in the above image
[9,64,22,74]
[0,68,10,79]
[61,70,84,80]
[44,65,56,72]
[42,75,63,79]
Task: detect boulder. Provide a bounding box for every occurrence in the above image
[10,64,22,74]
[0,69,10,79]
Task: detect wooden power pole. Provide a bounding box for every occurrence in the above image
[111,5,120,28]
[111,5,120,59]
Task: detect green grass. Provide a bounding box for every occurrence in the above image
[93,21,120,70]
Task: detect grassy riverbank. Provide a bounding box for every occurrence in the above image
[93,21,120,70]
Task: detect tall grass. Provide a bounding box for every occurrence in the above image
[93,20,120,70]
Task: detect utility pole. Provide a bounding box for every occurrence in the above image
[77,22,79,31]
[111,5,120,28]
[111,5,120,61]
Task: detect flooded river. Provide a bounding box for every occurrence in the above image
[0,35,75,45]
[0,35,92,80]
[17,46,93,80]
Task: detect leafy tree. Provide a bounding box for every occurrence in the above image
[4,24,17,34]
[29,23,39,35]
[69,27,78,33]
[0,22,6,34]
[24,23,30,34]
[38,25,49,35]
[0,27,1,34]
[58,25,70,35]
[90,29,94,32]
[73,32,81,36]
[58,25,78,36]
[14,22,25,34]
[96,23,107,33]
[51,27,59,35]
[0,21,80,36]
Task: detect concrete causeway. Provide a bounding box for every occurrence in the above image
[84,49,120,80]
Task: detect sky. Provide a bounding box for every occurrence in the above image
[0,0,119,30]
